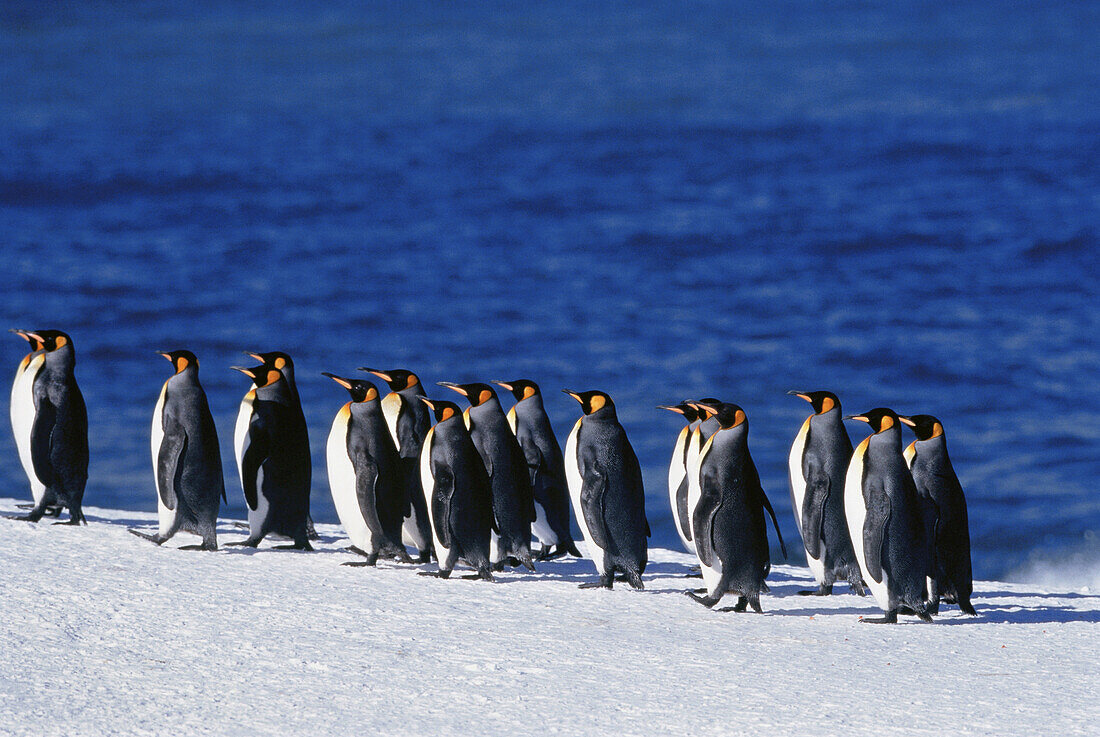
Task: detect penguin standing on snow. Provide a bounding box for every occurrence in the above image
[563,390,649,589]
[129,351,224,550]
[417,397,495,581]
[439,381,536,571]
[9,330,61,516]
[324,373,410,566]
[787,390,866,596]
[686,402,786,611]
[361,367,434,563]
[657,401,703,554]
[900,414,976,616]
[492,379,580,560]
[845,408,933,623]
[229,353,312,550]
[6,330,88,525]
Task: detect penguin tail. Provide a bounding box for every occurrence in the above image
[625,570,644,590]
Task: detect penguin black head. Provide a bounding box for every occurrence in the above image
[323,373,379,403]
[438,381,497,407]
[231,364,283,388]
[491,379,540,402]
[788,390,840,415]
[246,351,293,372]
[695,401,747,430]
[10,329,45,352]
[899,414,944,441]
[158,350,197,374]
[418,397,462,424]
[845,408,899,434]
[563,389,615,416]
[686,397,722,417]
[360,367,421,392]
[657,402,701,423]
[18,329,72,352]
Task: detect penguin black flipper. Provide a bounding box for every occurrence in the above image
[693,468,723,568]
[512,439,537,523]
[431,464,454,548]
[354,457,386,542]
[749,457,787,559]
[156,427,187,511]
[801,457,829,560]
[579,463,611,552]
[30,394,58,488]
[240,430,270,511]
[863,491,891,585]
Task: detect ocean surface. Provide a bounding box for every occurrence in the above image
[1,1,1097,583]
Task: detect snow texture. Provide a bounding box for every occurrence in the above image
[1,497,1096,737]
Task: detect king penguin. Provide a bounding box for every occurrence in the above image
[844,408,933,623]
[686,402,786,611]
[657,401,702,554]
[492,379,580,560]
[9,330,61,516]
[787,390,866,596]
[563,390,649,589]
[6,330,88,524]
[900,414,976,616]
[229,353,312,550]
[361,367,434,563]
[417,397,495,581]
[324,373,410,566]
[439,381,536,571]
[129,350,225,550]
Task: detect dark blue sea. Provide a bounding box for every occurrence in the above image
[2,1,1097,583]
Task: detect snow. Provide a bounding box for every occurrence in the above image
[1,497,1096,737]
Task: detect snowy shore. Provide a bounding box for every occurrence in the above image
[1,497,1096,737]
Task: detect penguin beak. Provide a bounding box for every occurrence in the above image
[230,366,257,379]
[156,351,172,361]
[417,396,436,410]
[437,381,468,397]
[10,329,32,343]
[245,351,264,363]
[787,390,812,403]
[844,415,869,424]
[562,390,582,404]
[490,380,513,391]
[899,416,917,427]
[657,405,685,415]
[322,372,353,390]
[359,367,391,382]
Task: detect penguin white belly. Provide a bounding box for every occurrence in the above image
[401,507,426,549]
[684,430,704,546]
[694,440,725,595]
[845,438,889,610]
[788,416,825,584]
[668,426,695,554]
[11,354,46,504]
[327,405,374,552]
[381,392,402,447]
[420,428,452,562]
[489,532,503,564]
[564,417,605,574]
[506,407,518,434]
[151,381,175,536]
[531,500,558,546]
[234,390,268,534]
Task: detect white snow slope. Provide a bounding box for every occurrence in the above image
[1,497,1096,737]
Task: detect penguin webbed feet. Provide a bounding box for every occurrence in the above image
[417,569,452,579]
[128,528,167,545]
[272,541,314,551]
[684,590,721,608]
[797,583,833,596]
[579,573,615,590]
[178,541,218,551]
[15,503,64,517]
[52,511,86,526]
[860,610,900,624]
[225,537,262,548]
[458,568,495,582]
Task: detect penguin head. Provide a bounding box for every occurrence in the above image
[686,397,722,419]
[491,379,540,402]
[788,390,840,415]
[360,367,421,392]
[845,408,899,434]
[10,329,45,352]
[418,397,462,424]
[158,350,197,374]
[323,373,379,403]
[563,389,615,417]
[246,351,293,373]
[657,402,701,424]
[231,364,284,388]
[706,402,748,431]
[899,414,944,441]
[438,381,498,407]
[19,329,72,353]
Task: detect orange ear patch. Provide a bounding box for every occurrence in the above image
[274,356,286,369]
[478,389,493,405]
[406,374,419,389]
[176,356,190,374]
[55,335,68,349]
[522,385,536,400]
[266,370,282,386]
[364,386,378,402]
[589,394,606,413]
[440,407,455,422]
[733,409,746,427]
[820,396,835,414]
[879,415,895,432]
[931,422,943,439]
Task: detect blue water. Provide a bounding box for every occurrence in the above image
[2,1,1097,582]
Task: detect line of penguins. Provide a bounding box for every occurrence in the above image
[8,329,975,623]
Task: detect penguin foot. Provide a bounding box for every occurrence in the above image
[306,517,320,541]
[6,513,44,523]
[16,503,64,517]
[579,574,614,590]
[225,538,261,548]
[732,596,748,613]
[958,600,977,616]
[342,561,377,567]
[684,590,720,608]
[797,584,833,596]
[273,541,313,551]
[861,610,899,624]
[416,550,432,564]
[128,528,167,545]
[53,514,86,526]
[518,555,536,573]
[392,549,413,564]
[178,542,218,551]
[417,569,452,579]
[459,569,495,582]
[346,545,371,558]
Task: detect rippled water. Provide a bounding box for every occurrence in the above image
[2,1,1097,581]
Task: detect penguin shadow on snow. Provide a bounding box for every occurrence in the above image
[938,601,1100,625]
